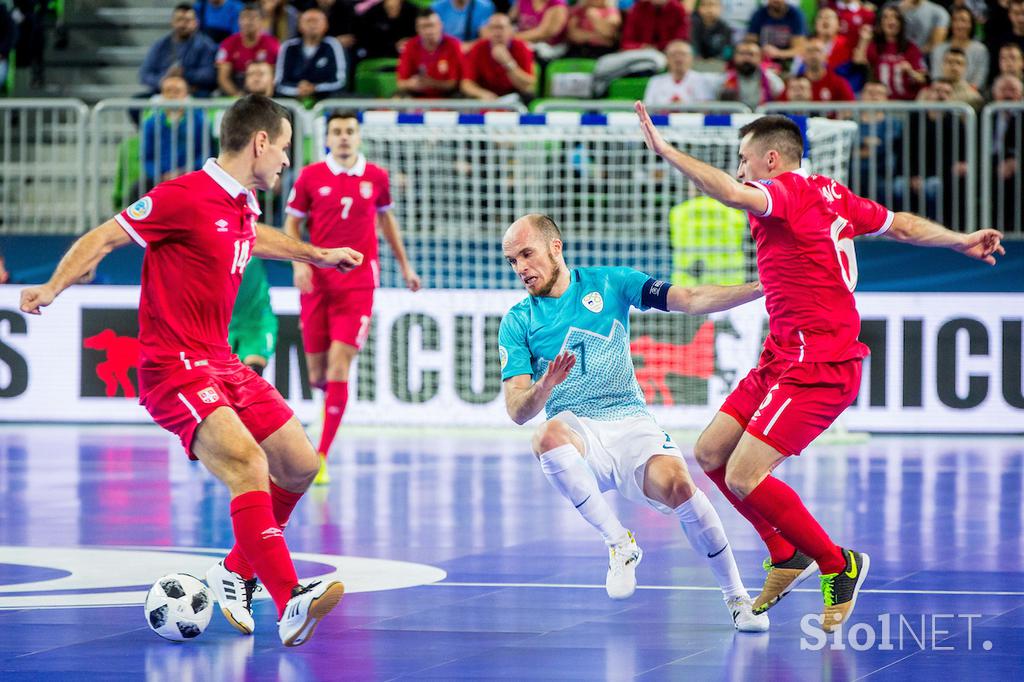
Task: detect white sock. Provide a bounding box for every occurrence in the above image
[539,444,629,546]
[674,489,747,601]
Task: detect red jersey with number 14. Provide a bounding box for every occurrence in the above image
[115,159,260,368]
[286,154,392,289]
[744,169,894,363]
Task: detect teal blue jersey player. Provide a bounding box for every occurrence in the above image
[499,265,653,422]
[499,214,770,632]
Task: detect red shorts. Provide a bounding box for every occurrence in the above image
[720,349,862,456]
[299,285,374,353]
[139,360,294,460]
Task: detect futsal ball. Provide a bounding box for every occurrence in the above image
[144,573,213,642]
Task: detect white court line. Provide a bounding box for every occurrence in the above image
[431,582,1024,597]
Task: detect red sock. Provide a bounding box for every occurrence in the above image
[317,381,349,458]
[224,481,305,579]
[705,466,796,564]
[742,476,846,574]
[229,491,298,617]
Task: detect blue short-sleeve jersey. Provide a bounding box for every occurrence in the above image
[498,266,654,421]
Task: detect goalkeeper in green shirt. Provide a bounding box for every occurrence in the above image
[229,257,278,376]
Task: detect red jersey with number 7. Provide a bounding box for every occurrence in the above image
[286,154,392,289]
[743,169,894,363]
[114,159,261,368]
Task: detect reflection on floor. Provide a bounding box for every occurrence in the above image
[0,425,1021,680]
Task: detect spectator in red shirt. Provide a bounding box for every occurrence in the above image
[801,36,855,102]
[814,8,853,70]
[566,0,621,59]
[620,0,690,52]
[461,13,536,100]
[398,9,464,97]
[217,3,281,96]
[852,5,927,100]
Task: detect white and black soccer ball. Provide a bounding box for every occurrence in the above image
[144,573,213,642]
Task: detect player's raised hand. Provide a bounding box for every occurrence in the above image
[635,101,670,157]
[19,285,56,315]
[317,247,363,273]
[958,229,1005,265]
[541,351,577,388]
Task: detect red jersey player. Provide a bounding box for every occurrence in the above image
[20,95,362,647]
[285,110,421,485]
[635,102,1004,632]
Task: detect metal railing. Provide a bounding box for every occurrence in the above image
[980,102,1024,232]
[0,99,89,234]
[1,98,1021,235]
[758,101,980,232]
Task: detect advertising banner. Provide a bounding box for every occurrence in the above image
[0,287,1020,433]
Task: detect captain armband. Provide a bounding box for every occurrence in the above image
[640,278,672,312]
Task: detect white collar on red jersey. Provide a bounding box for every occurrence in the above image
[794,166,811,178]
[202,158,262,215]
[326,154,368,177]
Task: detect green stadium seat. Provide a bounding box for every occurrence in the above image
[543,58,597,98]
[354,58,399,97]
[607,77,649,101]
[112,135,141,211]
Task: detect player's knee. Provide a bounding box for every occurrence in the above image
[724,465,756,499]
[531,419,575,457]
[221,443,271,493]
[663,470,697,508]
[693,434,728,472]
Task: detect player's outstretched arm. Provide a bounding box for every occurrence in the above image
[886,213,1005,265]
[19,219,132,315]
[254,224,363,272]
[504,351,576,425]
[635,101,769,215]
[377,210,421,291]
[667,281,764,315]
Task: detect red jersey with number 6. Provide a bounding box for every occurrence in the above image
[743,169,894,363]
[286,154,392,289]
[115,159,261,368]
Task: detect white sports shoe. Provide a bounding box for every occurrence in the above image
[606,531,643,600]
[728,595,770,632]
[278,580,346,647]
[205,561,258,635]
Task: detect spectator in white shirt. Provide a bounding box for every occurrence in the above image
[643,39,724,106]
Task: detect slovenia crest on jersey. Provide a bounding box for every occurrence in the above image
[127,197,153,220]
[359,181,373,199]
[582,292,604,313]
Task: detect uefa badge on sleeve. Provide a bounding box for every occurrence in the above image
[127,197,153,221]
[499,346,508,370]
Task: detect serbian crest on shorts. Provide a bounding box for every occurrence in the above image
[360,181,373,199]
[582,292,603,313]
[197,387,219,404]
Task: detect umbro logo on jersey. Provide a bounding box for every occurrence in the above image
[261,527,284,540]
[318,186,332,196]
[215,219,229,232]
[582,292,604,313]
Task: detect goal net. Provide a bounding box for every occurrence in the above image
[289,112,859,430]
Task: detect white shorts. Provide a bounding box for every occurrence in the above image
[552,411,685,514]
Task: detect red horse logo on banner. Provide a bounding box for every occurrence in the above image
[631,321,715,406]
[83,329,140,398]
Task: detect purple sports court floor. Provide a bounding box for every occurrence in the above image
[0,424,1021,680]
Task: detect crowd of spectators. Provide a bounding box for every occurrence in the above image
[126,0,1023,113]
